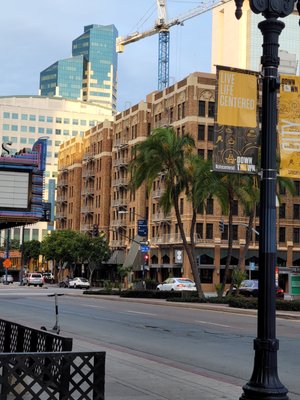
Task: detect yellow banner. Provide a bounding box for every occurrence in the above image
[217,69,257,128]
[279,75,300,178]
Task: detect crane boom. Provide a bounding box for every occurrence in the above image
[117,0,231,88]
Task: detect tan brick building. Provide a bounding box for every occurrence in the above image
[57,71,300,291]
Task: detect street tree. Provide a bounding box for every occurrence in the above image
[130,127,211,298]
[41,230,79,279]
[73,232,110,284]
[23,240,41,271]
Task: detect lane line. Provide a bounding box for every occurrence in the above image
[121,310,157,316]
[195,320,232,328]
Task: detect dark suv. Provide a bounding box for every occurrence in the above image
[229,279,284,298]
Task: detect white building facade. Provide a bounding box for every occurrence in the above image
[0,95,113,243]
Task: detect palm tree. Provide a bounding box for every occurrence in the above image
[130,127,211,298]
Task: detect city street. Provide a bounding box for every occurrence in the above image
[0,284,299,399]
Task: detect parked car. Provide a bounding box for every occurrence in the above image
[1,274,14,284]
[43,272,54,283]
[68,277,90,289]
[23,273,44,287]
[228,279,284,298]
[156,277,197,291]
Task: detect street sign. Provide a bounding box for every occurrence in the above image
[137,219,148,237]
[140,244,150,253]
[249,262,256,271]
[289,274,300,296]
[3,258,12,269]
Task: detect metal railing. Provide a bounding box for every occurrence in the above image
[0,351,105,399]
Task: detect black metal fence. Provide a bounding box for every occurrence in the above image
[0,319,105,399]
[0,351,105,399]
[0,319,73,353]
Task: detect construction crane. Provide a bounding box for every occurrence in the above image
[116,0,231,91]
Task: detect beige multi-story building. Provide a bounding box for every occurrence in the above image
[57,71,300,292]
[211,0,300,74]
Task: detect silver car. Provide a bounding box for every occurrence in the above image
[23,273,44,287]
[1,274,14,284]
[68,277,90,289]
[157,277,197,291]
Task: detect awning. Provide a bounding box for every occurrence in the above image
[106,250,125,265]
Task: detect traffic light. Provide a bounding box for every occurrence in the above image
[92,224,99,237]
[219,219,224,233]
[144,254,149,266]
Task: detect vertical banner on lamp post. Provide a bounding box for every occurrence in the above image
[278,75,300,178]
[213,66,259,174]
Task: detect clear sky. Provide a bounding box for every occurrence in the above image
[0,1,213,112]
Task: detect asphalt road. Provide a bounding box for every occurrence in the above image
[0,285,299,400]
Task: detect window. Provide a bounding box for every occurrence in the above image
[293,204,300,219]
[278,203,285,218]
[47,116,53,123]
[20,138,27,144]
[232,200,238,216]
[11,125,18,132]
[206,198,213,214]
[46,128,52,135]
[180,198,184,214]
[55,129,61,135]
[38,127,45,134]
[222,225,228,240]
[279,184,286,195]
[21,114,28,120]
[295,181,300,196]
[32,229,39,241]
[200,269,213,283]
[206,223,213,239]
[29,115,36,121]
[208,102,215,118]
[29,127,35,133]
[3,124,9,131]
[293,228,300,244]
[207,150,213,160]
[232,225,238,240]
[21,126,27,132]
[3,112,10,118]
[73,119,79,125]
[56,117,62,124]
[279,227,285,243]
[198,125,205,141]
[198,149,204,158]
[208,125,214,141]
[64,118,70,124]
[196,223,203,238]
[39,115,45,122]
[199,100,205,117]
[12,113,18,119]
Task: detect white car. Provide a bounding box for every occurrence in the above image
[68,277,90,289]
[156,277,197,291]
[1,274,14,284]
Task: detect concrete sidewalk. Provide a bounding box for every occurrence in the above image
[74,337,243,400]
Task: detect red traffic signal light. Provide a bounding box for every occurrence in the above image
[144,254,149,264]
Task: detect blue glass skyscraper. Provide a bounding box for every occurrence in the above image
[40,24,118,112]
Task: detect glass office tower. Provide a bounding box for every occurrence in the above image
[40,24,118,112]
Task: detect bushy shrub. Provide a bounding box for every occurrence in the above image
[228,297,258,309]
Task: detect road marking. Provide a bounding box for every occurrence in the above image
[123,310,157,316]
[195,320,232,328]
[85,304,106,309]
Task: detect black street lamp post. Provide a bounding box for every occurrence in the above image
[234,1,298,399]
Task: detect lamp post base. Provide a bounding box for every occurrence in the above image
[240,386,289,400]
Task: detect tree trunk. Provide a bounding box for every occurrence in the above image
[173,198,205,299]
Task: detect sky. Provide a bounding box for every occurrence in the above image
[0,1,213,112]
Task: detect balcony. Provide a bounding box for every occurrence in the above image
[151,233,203,245]
[112,177,129,187]
[112,157,129,168]
[56,195,68,204]
[56,211,67,220]
[152,212,171,223]
[81,205,94,214]
[82,169,95,179]
[111,218,127,228]
[114,138,129,148]
[82,186,95,196]
[152,189,165,199]
[57,179,68,187]
[110,239,126,248]
[111,198,128,208]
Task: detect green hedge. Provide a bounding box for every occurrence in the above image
[228,297,300,311]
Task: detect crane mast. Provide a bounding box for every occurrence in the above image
[116,0,230,90]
